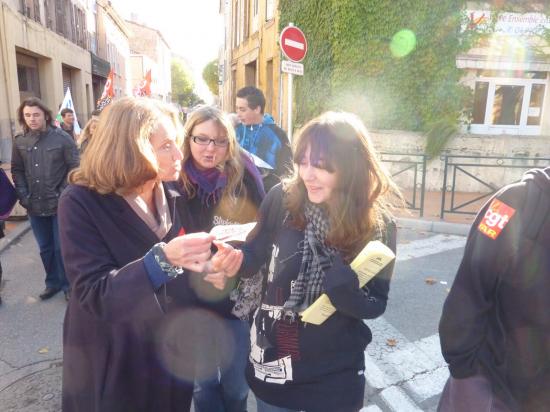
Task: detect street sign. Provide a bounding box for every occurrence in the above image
[281,60,304,76]
[280,25,307,62]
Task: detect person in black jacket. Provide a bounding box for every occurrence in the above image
[438,167,550,412]
[177,105,265,412]
[217,111,402,412]
[11,97,79,300]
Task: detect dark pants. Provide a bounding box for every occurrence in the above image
[193,318,250,412]
[29,215,68,291]
[438,375,512,412]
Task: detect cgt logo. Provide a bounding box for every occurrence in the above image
[478,199,516,240]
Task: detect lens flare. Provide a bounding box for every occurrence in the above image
[390,29,417,58]
[155,308,236,382]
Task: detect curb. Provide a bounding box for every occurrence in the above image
[397,217,471,236]
[0,221,31,255]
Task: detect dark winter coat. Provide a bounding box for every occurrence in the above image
[176,163,265,319]
[439,167,550,412]
[239,185,397,411]
[11,126,79,216]
[58,183,196,412]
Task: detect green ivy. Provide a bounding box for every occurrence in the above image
[280,0,482,146]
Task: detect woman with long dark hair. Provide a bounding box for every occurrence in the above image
[219,111,401,411]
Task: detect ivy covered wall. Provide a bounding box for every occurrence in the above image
[279,0,475,137]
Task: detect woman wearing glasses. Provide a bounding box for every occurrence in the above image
[177,105,265,412]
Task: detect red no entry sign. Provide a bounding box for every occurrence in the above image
[280,25,307,62]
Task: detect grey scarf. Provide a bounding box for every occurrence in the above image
[283,203,337,313]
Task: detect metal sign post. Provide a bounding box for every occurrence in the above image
[287,72,293,142]
[280,23,307,143]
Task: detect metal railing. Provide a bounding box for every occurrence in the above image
[379,152,428,217]
[440,155,550,219]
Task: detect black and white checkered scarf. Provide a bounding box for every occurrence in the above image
[283,203,337,313]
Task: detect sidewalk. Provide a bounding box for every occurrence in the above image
[394,189,480,236]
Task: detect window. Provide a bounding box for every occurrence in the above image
[19,0,41,23]
[33,0,40,23]
[44,0,53,29]
[470,71,547,135]
[17,52,41,101]
[233,0,239,48]
[243,0,250,39]
[245,60,256,86]
[265,59,273,114]
[55,0,65,36]
[265,0,274,21]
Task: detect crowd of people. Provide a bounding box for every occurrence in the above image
[0,86,548,412]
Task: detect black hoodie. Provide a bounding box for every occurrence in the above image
[440,167,550,412]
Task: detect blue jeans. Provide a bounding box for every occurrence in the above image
[256,398,300,412]
[29,215,68,291]
[193,318,250,412]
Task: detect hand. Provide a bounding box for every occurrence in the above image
[19,196,30,209]
[163,232,215,272]
[209,241,243,278]
[203,272,227,290]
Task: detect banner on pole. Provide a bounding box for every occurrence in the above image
[56,88,81,135]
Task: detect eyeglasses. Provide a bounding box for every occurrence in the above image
[191,135,229,147]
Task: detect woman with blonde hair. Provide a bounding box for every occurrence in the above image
[78,109,100,153]
[219,111,401,411]
[58,97,242,412]
[177,105,265,412]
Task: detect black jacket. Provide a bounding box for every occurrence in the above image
[239,185,396,411]
[440,168,550,412]
[175,167,265,319]
[58,184,195,412]
[11,126,79,216]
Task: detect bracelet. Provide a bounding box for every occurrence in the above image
[151,242,184,278]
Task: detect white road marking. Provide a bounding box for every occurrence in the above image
[364,318,449,405]
[397,234,466,261]
[380,386,423,412]
[404,366,449,404]
[360,234,457,409]
[360,405,383,412]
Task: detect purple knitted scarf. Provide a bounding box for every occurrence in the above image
[184,160,228,206]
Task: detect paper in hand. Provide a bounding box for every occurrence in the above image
[210,222,257,242]
[241,148,274,170]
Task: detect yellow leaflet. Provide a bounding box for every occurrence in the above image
[300,241,395,325]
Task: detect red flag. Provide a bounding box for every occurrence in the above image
[99,70,114,100]
[134,69,152,97]
[96,69,114,110]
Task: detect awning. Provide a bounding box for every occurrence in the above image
[90,53,111,78]
[457,54,550,71]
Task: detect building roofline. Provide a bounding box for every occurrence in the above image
[97,0,131,38]
[125,20,172,50]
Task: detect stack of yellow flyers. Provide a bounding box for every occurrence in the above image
[300,240,395,325]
